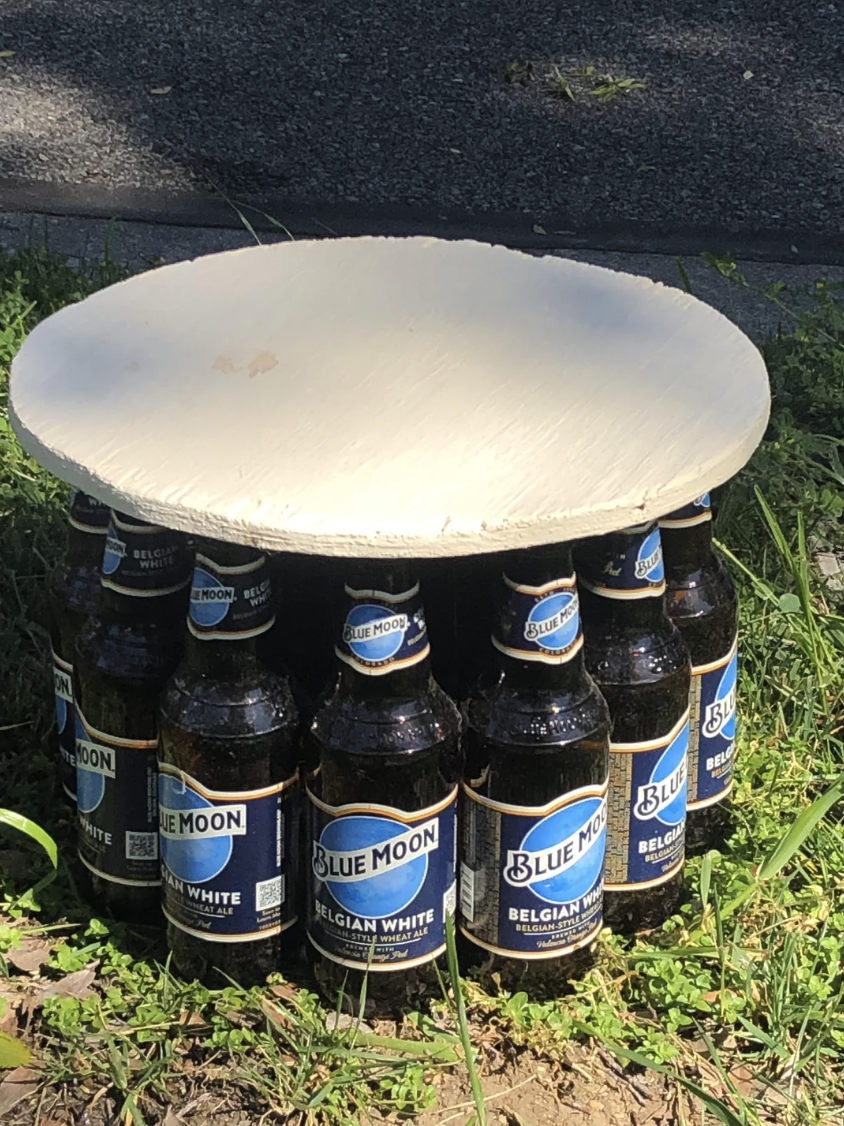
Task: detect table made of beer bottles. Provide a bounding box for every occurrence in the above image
[9,238,770,555]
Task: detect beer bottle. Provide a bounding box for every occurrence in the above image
[47,489,110,804]
[74,512,192,921]
[460,544,610,981]
[158,542,300,986]
[576,523,691,932]
[307,564,461,1012]
[660,495,738,853]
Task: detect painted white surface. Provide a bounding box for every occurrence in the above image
[9,237,770,557]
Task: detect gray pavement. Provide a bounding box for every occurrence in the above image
[3,209,841,342]
[1,0,844,248]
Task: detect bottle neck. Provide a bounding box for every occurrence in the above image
[65,524,107,570]
[660,520,716,578]
[98,511,193,623]
[492,543,586,691]
[575,523,671,633]
[334,562,433,698]
[65,489,110,569]
[179,541,276,680]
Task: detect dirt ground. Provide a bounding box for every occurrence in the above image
[3,1039,690,1126]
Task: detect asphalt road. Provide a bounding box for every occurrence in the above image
[1,0,843,246]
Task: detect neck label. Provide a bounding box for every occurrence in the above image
[69,489,110,534]
[159,765,298,942]
[659,494,712,529]
[493,574,583,665]
[578,523,666,600]
[688,638,738,809]
[336,583,430,676]
[188,552,275,640]
[307,786,457,970]
[102,514,192,598]
[604,711,689,891]
[459,781,607,959]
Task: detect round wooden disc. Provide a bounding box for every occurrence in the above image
[10,237,769,557]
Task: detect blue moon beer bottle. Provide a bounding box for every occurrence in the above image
[307,563,461,1011]
[460,544,610,980]
[47,489,110,804]
[660,495,738,854]
[73,512,193,921]
[158,542,300,986]
[576,523,691,932]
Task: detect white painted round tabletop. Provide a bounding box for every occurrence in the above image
[10,237,769,558]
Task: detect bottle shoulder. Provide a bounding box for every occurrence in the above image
[159,667,298,739]
[465,673,611,747]
[311,684,460,757]
[582,619,690,686]
[76,613,184,682]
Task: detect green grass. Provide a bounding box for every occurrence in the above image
[2,243,844,1124]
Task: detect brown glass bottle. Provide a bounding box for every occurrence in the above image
[158,542,300,987]
[660,496,738,854]
[47,490,110,804]
[307,562,461,1014]
[74,512,192,922]
[576,524,691,933]
[460,544,610,988]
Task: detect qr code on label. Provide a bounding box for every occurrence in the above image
[125,832,158,860]
[255,875,283,912]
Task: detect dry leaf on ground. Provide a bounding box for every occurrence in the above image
[7,934,52,975]
[27,966,97,1012]
[0,1066,38,1116]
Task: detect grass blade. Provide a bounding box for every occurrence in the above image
[604,1043,746,1126]
[756,773,844,881]
[445,914,485,1126]
[0,809,58,867]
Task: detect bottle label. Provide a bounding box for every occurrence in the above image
[307,787,458,970]
[69,489,111,534]
[101,514,192,598]
[335,583,430,676]
[75,710,160,886]
[492,575,583,665]
[688,638,737,809]
[604,711,689,890]
[659,494,712,529]
[158,766,299,942]
[578,523,666,600]
[459,782,607,959]
[188,552,275,640]
[52,650,77,800]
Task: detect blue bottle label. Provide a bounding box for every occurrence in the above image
[102,513,193,598]
[159,766,299,942]
[75,710,160,886]
[459,782,606,958]
[689,638,737,809]
[493,575,583,665]
[659,494,712,529]
[188,552,275,640]
[336,583,430,676]
[605,712,689,890]
[69,489,111,534]
[307,787,458,970]
[578,523,666,600]
[52,650,76,800]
